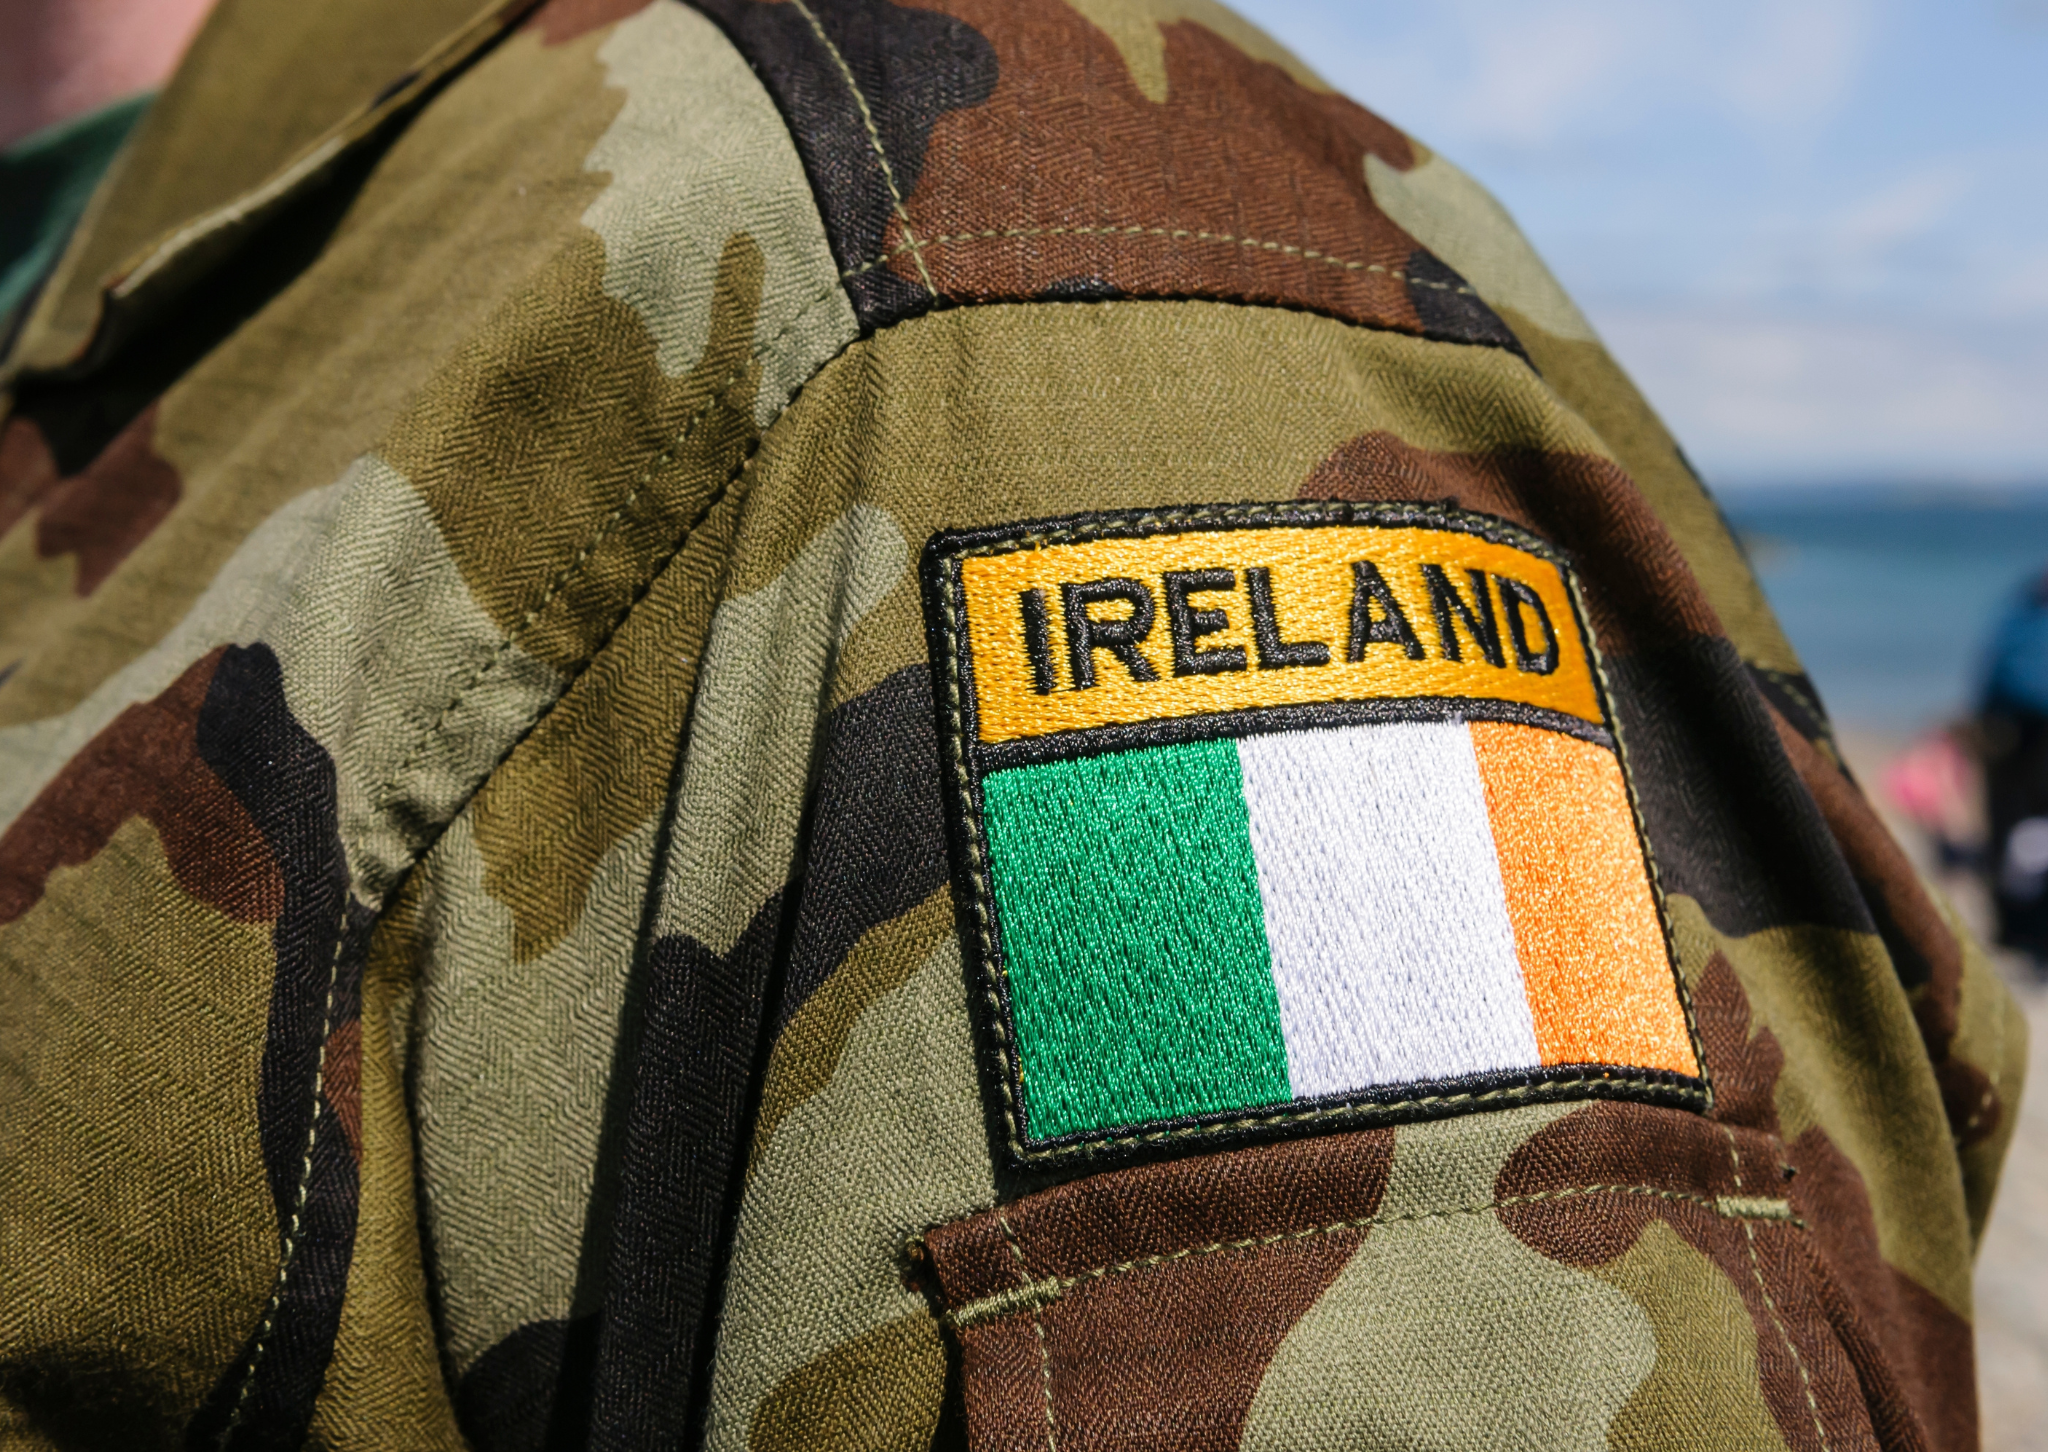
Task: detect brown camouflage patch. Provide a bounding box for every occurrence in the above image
[924,1130,1393,1449]
[1786,1124,1977,1452]
[1296,428,1723,655]
[0,415,63,543]
[1688,948,1792,1132]
[0,407,182,597]
[688,0,1523,348]
[0,647,282,927]
[1497,1104,1878,1452]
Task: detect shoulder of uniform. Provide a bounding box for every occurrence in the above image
[683,0,1529,353]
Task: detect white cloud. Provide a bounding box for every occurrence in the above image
[1230,0,2048,484]
[1595,306,2048,481]
[1240,0,1876,153]
[1445,4,1637,145]
[1835,166,1976,247]
[1716,0,1873,131]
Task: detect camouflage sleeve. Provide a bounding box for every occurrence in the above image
[0,1,2026,1450]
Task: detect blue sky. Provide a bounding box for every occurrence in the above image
[1232,0,2048,487]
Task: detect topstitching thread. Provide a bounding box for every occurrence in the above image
[999,1213,1061,1452]
[1761,668,1828,730]
[222,280,850,1418]
[1723,1126,1831,1452]
[840,223,1483,295]
[945,1179,1807,1331]
[218,899,353,1443]
[788,0,938,297]
[369,279,850,831]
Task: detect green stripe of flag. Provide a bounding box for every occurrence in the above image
[981,739,1291,1139]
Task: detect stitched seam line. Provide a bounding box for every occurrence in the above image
[1027,1074,1704,1154]
[211,263,851,1428]
[945,1182,1803,1329]
[1000,1214,1059,1452]
[840,224,1479,295]
[1757,665,1830,732]
[1566,535,1716,1112]
[218,900,351,1442]
[1716,1194,1797,1221]
[220,368,780,1426]
[367,279,848,837]
[1725,1128,1831,1452]
[789,0,936,297]
[935,537,1025,1156]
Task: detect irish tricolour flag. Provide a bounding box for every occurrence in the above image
[982,718,1698,1141]
[925,504,1702,1156]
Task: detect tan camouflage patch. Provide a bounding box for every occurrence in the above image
[0,818,276,1437]
[1598,1218,1793,1452]
[1241,1104,1657,1452]
[750,886,956,1173]
[307,890,466,1452]
[724,301,1627,714]
[0,13,633,729]
[1059,0,1329,104]
[703,934,994,1452]
[583,2,858,423]
[1365,143,1597,343]
[749,1311,946,1452]
[654,504,910,958]
[407,811,658,1374]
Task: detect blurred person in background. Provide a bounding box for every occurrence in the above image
[1983,567,2048,971]
[0,1,2029,1449]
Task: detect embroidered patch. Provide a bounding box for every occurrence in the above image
[921,503,1707,1164]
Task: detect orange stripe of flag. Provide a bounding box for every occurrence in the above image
[1468,721,1697,1075]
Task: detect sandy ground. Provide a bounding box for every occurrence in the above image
[1836,729,2046,1452]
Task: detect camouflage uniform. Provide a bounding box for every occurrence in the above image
[0,0,2026,1448]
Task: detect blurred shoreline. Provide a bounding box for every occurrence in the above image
[1721,488,2048,737]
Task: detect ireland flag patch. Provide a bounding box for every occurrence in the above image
[921,503,1707,1164]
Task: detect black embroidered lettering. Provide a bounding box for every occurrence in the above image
[1020,588,1058,693]
[1163,569,1247,677]
[1245,567,1331,670]
[1494,574,1560,675]
[1347,560,1425,662]
[1062,578,1162,688]
[1421,564,1505,667]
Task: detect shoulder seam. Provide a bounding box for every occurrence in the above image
[363,276,855,898]
[843,223,1479,300]
[786,0,938,298]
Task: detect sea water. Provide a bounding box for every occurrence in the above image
[1718,487,2048,734]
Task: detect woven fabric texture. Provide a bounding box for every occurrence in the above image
[0,1,2025,1449]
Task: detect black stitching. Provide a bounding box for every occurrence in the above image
[917,499,1713,1164]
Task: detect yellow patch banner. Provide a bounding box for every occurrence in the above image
[958,517,1602,746]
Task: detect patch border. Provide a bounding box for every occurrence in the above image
[920,500,1712,1166]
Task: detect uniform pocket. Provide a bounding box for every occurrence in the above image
[922,1101,1880,1452]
